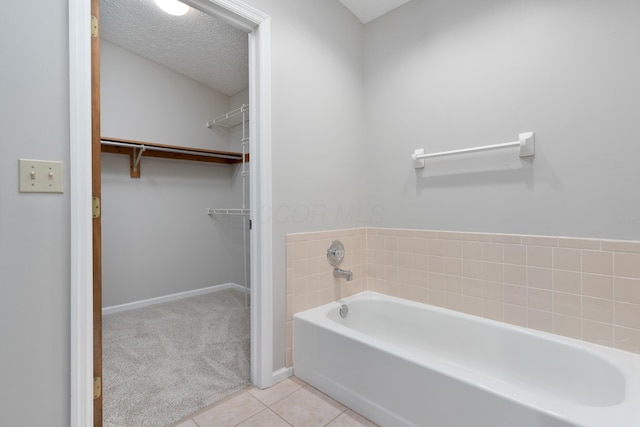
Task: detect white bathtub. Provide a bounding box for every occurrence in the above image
[293,291,640,427]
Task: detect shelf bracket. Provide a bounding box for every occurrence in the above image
[130,145,146,178]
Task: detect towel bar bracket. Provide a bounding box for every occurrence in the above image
[518,132,535,157]
[413,148,425,169]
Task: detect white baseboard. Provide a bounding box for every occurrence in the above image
[272,367,294,385]
[102,283,249,315]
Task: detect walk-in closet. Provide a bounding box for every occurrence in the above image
[98,1,251,425]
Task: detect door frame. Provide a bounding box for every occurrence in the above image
[69,1,273,425]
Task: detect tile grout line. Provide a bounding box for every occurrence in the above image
[323,408,349,427]
[175,384,256,426]
[268,407,295,427]
[258,381,306,407]
[612,252,616,348]
[231,407,293,427]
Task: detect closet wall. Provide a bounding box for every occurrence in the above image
[101,40,248,307]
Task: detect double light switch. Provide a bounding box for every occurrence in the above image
[19,159,64,193]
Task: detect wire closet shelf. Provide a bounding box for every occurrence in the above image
[206,104,250,129]
[207,104,251,306]
[206,208,250,216]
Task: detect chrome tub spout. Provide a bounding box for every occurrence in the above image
[333,268,353,281]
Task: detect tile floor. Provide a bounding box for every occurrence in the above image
[170,376,379,427]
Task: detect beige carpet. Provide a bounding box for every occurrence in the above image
[103,288,250,427]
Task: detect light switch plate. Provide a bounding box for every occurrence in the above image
[19,159,64,193]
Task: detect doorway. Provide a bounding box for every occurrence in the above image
[100,4,252,421]
[68,1,273,426]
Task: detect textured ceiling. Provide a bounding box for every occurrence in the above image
[99,0,411,96]
[100,0,248,97]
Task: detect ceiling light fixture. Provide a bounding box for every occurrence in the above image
[154,0,189,16]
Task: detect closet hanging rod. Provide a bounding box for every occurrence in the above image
[206,104,249,128]
[101,140,243,161]
[412,132,535,169]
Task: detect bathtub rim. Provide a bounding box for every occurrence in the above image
[293,291,640,427]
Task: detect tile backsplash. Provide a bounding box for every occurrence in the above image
[285,228,640,366]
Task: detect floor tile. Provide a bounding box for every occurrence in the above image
[193,392,265,427]
[236,408,291,426]
[248,377,305,406]
[326,409,379,427]
[271,385,345,427]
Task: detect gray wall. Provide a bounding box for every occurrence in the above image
[101,41,248,306]
[241,0,366,370]
[364,0,640,241]
[101,40,232,151]
[0,0,70,425]
[8,1,639,425]
[0,2,363,423]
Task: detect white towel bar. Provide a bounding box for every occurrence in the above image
[413,132,535,169]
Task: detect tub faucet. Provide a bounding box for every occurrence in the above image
[333,268,353,281]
